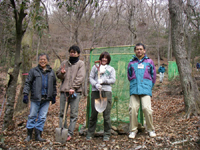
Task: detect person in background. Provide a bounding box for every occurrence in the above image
[56,45,85,141]
[86,51,116,142]
[127,43,156,139]
[158,63,166,83]
[23,53,57,142]
[196,62,199,71]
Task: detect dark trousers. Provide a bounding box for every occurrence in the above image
[87,91,112,137]
[59,92,81,136]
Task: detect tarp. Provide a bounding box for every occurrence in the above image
[168,61,179,80]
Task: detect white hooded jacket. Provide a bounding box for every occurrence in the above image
[89,64,116,92]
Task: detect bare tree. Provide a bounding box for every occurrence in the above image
[184,0,193,61]
[184,0,200,67]
[120,0,137,45]
[14,0,42,114]
[146,0,168,67]
[83,0,105,96]
[167,17,172,61]
[169,0,200,118]
[3,0,28,130]
[0,1,15,67]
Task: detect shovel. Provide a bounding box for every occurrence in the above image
[55,95,69,143]
[94,60,107,113]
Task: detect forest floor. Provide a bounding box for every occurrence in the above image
[0,69,200,149]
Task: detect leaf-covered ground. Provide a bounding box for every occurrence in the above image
[0,73,200,150]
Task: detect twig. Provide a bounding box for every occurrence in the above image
[171,139,189,145]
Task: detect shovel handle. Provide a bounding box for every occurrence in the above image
[95,60,103,100]
[99,90,103,100]
[62,95,69,128]
[94,60,101,71]
[95,60,101,80]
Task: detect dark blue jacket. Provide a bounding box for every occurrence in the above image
[158,66,165,73]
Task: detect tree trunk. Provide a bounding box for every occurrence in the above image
[127,0,136,45]
[83,7,98,96]
[169,0,200,118]
[36,36,41,65]
[157,43,160,67]
[14,0,41,114]
[167,18,172,61]
[185,0,193,62]
[14,44,31,113]
[3,0,27,130]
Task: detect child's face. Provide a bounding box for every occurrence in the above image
[101,56,108,65]
[69,50,79,57]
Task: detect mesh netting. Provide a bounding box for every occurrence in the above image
[86,46,139,130]
[168,61,179,80]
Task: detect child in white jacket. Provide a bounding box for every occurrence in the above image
[86,51,116,142]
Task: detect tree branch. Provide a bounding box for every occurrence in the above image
[41,0,49,32]
[10,0,18,28]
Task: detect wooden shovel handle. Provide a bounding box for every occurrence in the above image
[94,60,101,71]
[62,95,69,128]
[95,60,101,79]
[99,90,102,99]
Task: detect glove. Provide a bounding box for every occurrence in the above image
[23,95,29,104]
[52,96,56,104]
[95,83,102,91]
[98,79,103,84]
[70,93,77,99]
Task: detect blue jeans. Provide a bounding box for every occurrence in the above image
[26,101,50,131]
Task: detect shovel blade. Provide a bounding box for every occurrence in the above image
[55,127,68,143]
[95,97,107,113]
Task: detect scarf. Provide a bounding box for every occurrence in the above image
[69,57,79,64]
[100,65,107,74]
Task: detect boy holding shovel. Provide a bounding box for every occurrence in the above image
[56,45,85,141]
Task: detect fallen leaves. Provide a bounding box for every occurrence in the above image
[0,77,199,149]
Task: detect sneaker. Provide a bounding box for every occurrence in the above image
[129,130,138,139]
[66,135,72,141]
[86,136,92,141]
[103,136,110,142]
[149,131,156,137]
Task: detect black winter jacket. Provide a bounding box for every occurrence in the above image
[23,65,57,102]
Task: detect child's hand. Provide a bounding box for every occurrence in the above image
[61,64,66,74]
